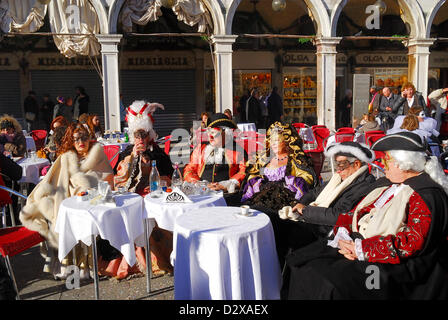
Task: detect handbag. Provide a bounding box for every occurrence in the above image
[25,112,36,122]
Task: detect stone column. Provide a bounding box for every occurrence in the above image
[210,35,237,114]
[96,34,122,132]
[314,37,342,131]
[406,38,435,99]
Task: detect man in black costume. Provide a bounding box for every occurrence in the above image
[285,131,448,300]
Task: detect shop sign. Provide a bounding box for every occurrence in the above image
[356,53,408,65]
[283,52,347,65]
[29,53,97,70]
[27,51,196,70]
[121,52,195,70]
[0,54,19,70]
[429,52,448,68]
[283,52,316,65]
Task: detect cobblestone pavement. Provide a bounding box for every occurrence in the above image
[10,245,174,300]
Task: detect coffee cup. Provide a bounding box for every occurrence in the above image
[240,205,250,216]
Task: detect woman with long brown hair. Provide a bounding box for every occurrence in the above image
[86,114,103,140]
[20,123,114,280]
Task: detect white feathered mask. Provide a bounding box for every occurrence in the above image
[126,100,164,144]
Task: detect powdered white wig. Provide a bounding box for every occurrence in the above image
[126,100,164,144]
[389,150,448,195]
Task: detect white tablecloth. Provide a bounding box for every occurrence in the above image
[143,192,227,232]
[55,192,153,267]
[16,157,49,184]
[25,136,36,152]
[237,123,257,132]
[172,206,282,300]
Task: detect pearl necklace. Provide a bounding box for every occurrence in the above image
[275,155,288,161]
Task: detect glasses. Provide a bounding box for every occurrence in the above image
[134,131,149,140]
[73,135,88,143]
[335,160,353,171]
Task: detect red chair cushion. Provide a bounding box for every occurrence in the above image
[292,123,307,129]
[335,133,355,143]
[0,227,44,257]
[312,127,330,150]
[336,127,355,134]
[103,145,121,168]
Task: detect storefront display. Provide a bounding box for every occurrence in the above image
[233,70,272,104]
[373,68,408,94]
[282,67,317,125]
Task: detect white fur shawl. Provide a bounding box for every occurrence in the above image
[19,143,114,248]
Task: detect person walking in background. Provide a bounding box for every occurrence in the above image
[259,92,269,129]
[73,86,89,121]
[378,86,399,131]
[40,94,55,131]
[53,96,73,123]
[267,86,283,127]
[368,86,382,113]
[224,109,233,120]
[24,90,39,132]
[238,89,251,123]
[246,88,262,129]
[427,86,448,131]
[338,89,353,128]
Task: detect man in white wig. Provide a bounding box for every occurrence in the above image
[271,141,387,266]
[100,100,175,278]
[114,100,173,192]
[285,131,448,300]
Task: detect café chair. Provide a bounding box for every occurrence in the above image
[103,145,120,168]
[0,185,45,300]
[31,130,48,150]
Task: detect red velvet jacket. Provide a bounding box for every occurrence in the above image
[334,190,432,264]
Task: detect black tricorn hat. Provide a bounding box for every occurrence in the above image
[207,113,237,129]
[325,141,375,163]
[371,131,426,152]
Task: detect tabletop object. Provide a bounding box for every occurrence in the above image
[237,123,257,133]
[172,206,282,300]
[144,192,227,232]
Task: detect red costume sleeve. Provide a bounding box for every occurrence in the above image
[183,145,202,182]
[361,192,432,264]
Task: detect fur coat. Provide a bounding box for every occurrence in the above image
[19,143,114,248]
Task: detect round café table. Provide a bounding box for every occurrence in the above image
[172,206,282,300]
[15,157,49,185]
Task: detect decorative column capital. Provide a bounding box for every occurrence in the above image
[405,38,436,55]
[95,34,123,53]
[210,35,238,53]
[314,37,342,53]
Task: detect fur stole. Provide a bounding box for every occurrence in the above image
[19,143,114,248]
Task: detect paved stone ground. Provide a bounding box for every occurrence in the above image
[10,245,174,300]
[7,143,345,301]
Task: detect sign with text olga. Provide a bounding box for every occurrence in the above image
[356,53,408,65]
